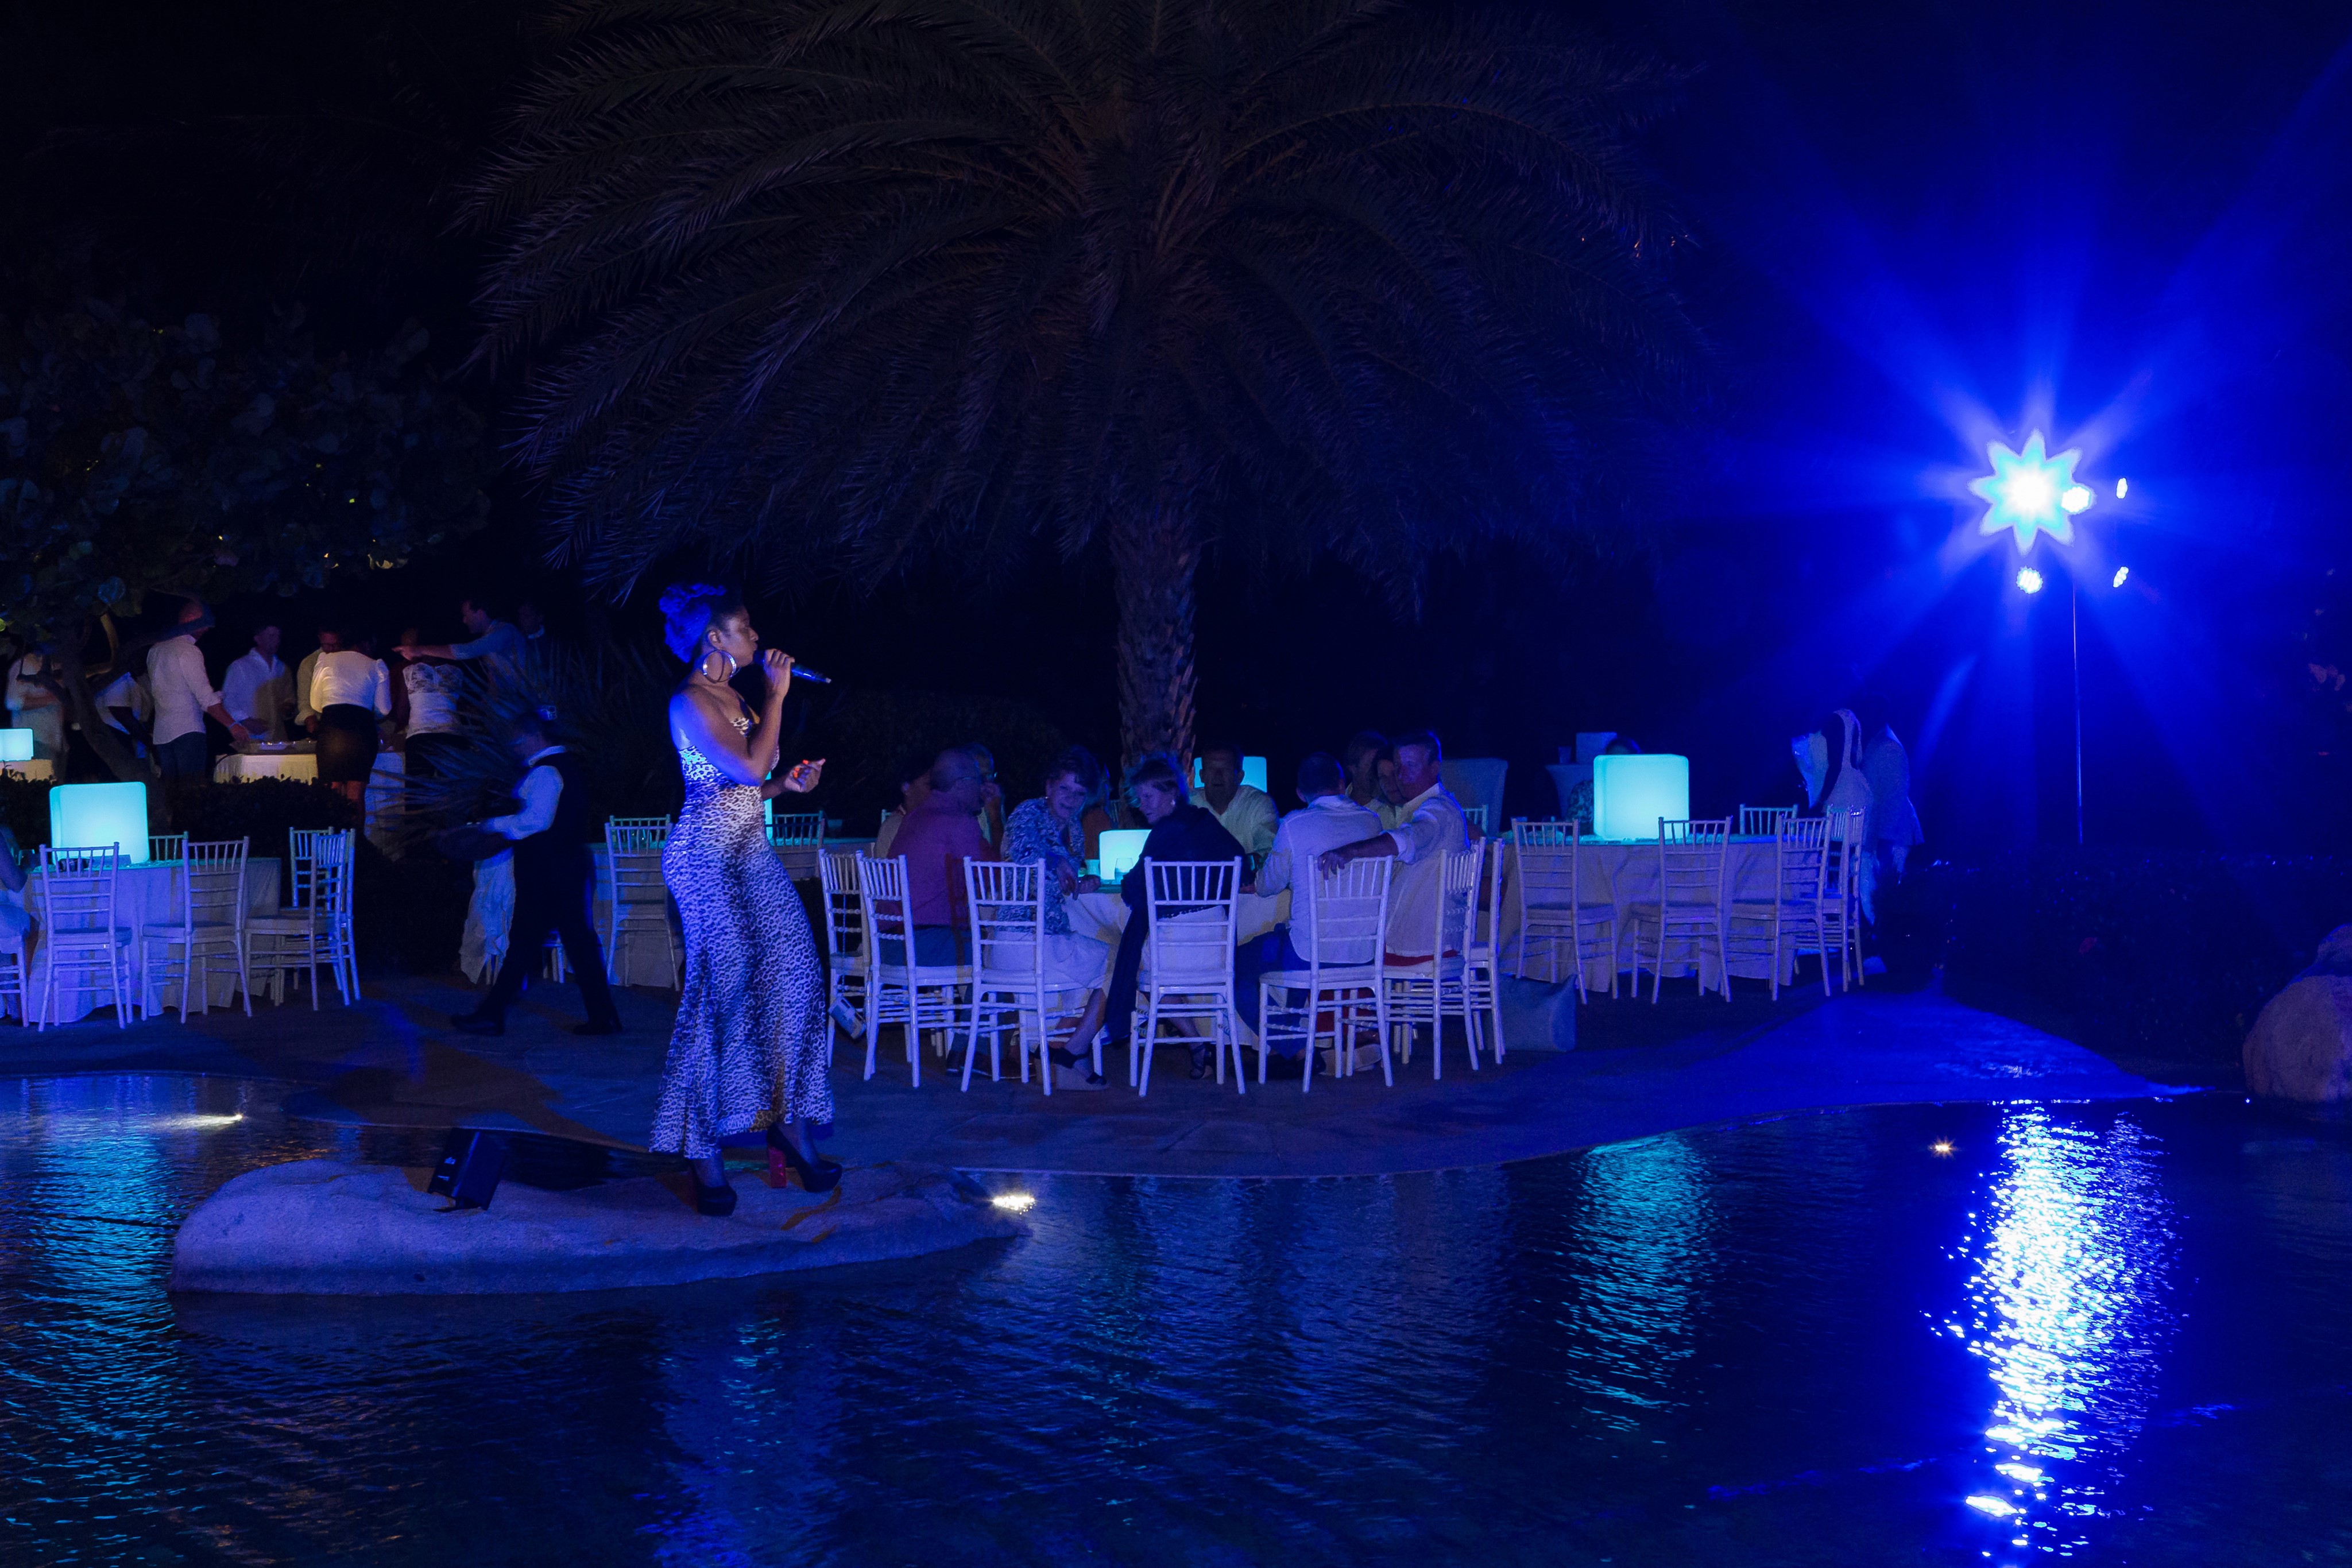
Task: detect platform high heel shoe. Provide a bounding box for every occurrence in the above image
[690,1168,738,1217]
[767,1126,842,1194]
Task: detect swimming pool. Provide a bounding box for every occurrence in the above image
[2,1074,2346,1565]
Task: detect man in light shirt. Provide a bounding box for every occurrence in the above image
[1234,752,1384,1070]
[1317,729,1468,962]
[146,601,250,778]
[399,596,524,685]
[1198,741,1278,863]
[293,626,343,733]
[221,624,292,742]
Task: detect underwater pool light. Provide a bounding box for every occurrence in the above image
[991,1191,1037,1213]
[1964,1495,2017,1518]
[1932,1140,1956,1156]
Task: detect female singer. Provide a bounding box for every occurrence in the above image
[648,584,838,1214]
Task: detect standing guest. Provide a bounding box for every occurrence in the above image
[148,602,250,779]
[1855,696,1923,880]
[222,625,292,742]
[872,749,935,857]
[887,748,999,963]
[1318,730,1468,962]
[96,668,153,760]
[1342,730,1405,830]
[308,632,391,806]
[452,706,625,1040]
[395,627,466,781]
[1198,741,1278,862]
[1059,754,1247,1083]
[1234,752,1384,1067]
[4,648,67,764]
[399,596,525,686]
[646,583,835,1216]
[293,626,342,734]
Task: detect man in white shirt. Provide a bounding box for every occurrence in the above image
[400,597,524,686]
[1198,741,1278,862]
[1318,729,1468,961]
[1235,752,1384,1070]
[293,626,343,733]
[4,651,67,762]
[146,601,249,778]
[96,669,153,758]
[221,624,292,742]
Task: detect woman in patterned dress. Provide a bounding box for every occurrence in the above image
[648,584,838,1215]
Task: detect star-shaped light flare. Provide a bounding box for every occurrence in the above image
[1970,431,2092,553]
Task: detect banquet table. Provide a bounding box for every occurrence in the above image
[1492,836,1793,993]
[9,856,284,1023]
[215,749,405,846]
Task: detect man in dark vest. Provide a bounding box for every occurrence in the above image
[454,708,624,1036]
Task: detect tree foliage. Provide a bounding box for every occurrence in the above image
[473,0,1699,757]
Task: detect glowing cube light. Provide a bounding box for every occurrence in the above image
[1096,828,1149,885]
[49,781,152,863]
[0,729,33,762]
[1592,753,1689,841]
[1189,756,1269,792]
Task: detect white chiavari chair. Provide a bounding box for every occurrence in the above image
[962,860,1096,1093]
[603,817,676,986]
[1258,857,1390,1091]
[148,833,187,866]
[249,828,358,1006]
[857,853,969,1086]
[32,845,135,1028]
[1736,804,1797,839]
[1130,858,1245,1097]
[1819,807,1867,990]
[818,848,869,1036]
[1461,803,1490,835]
[1727,815,1830,1000]
[1628,818,1731,1003]
[1510,818,1618,998]
[1384,842,1487,1078]
[768,809,826,880]
[0,911,24,1024]
[138,836,253,1021]
[1467,837,1507,1062]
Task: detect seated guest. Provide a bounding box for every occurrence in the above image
[1234,753,1384,1069]
[960,741,1008,845]
[872,750,936,856]
[1342,730,1405,830]
[1566,736,1637,830]
[885,747,997,963]
[1059,754,1246,1084]
[1003,746,1107,938]
[1318,730,1468,962]
[1198,741,1278,862]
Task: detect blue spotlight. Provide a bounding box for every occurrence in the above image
[1971,432,2087,552]
[2016,567,2045,594]
[2112,566,2129,587]
[2114,476,2129,500]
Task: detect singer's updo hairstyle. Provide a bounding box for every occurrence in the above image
[659,582,746,663]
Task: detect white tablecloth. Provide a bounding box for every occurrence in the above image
[10,857,284,1022]
[1495,838,1790,992]
[215,749,404,847]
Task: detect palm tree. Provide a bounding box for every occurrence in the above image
[473,0,1697,762]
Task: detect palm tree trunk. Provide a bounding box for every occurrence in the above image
[1110,506,1199,771]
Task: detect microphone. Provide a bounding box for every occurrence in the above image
[787,663,832,686]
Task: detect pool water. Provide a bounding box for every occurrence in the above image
[2,1076,2347,1567]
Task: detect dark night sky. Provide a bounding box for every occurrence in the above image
[6,0,2349,846]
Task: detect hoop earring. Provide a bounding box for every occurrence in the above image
[699,647,737,683]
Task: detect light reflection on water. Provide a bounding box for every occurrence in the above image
[1949,1107,2177,1559]
[0,1075,2347,1565]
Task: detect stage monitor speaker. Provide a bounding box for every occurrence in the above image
[429,1129,510,1210]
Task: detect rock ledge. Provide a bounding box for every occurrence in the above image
[170,1159,1022,1296]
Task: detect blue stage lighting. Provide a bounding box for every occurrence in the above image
[1970,432,2086,552]
[2060,484,2094,514]
[2111,566,2129,587]
[2016,567,2045,594]
[2113,476,2128,499]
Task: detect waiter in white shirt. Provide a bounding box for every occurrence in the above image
[221,624,293,742]
[1233,752,1384,1064]
[453,707,621,1037]
[146,602,249,779]
[1317,729,1468,963]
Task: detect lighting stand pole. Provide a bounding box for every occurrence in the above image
[2071,574,2084,845]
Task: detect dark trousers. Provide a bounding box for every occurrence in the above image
[1233,928,1310,1042]
[405,731,462,781]
[156,732,208,779]
[1104,910,1148,1044]
[479,853,620,1024]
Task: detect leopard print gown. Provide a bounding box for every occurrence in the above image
[649,717,834,1158]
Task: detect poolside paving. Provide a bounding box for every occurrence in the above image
[0,974,2191,1177]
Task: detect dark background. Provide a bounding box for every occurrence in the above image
[6,0,2349,848]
